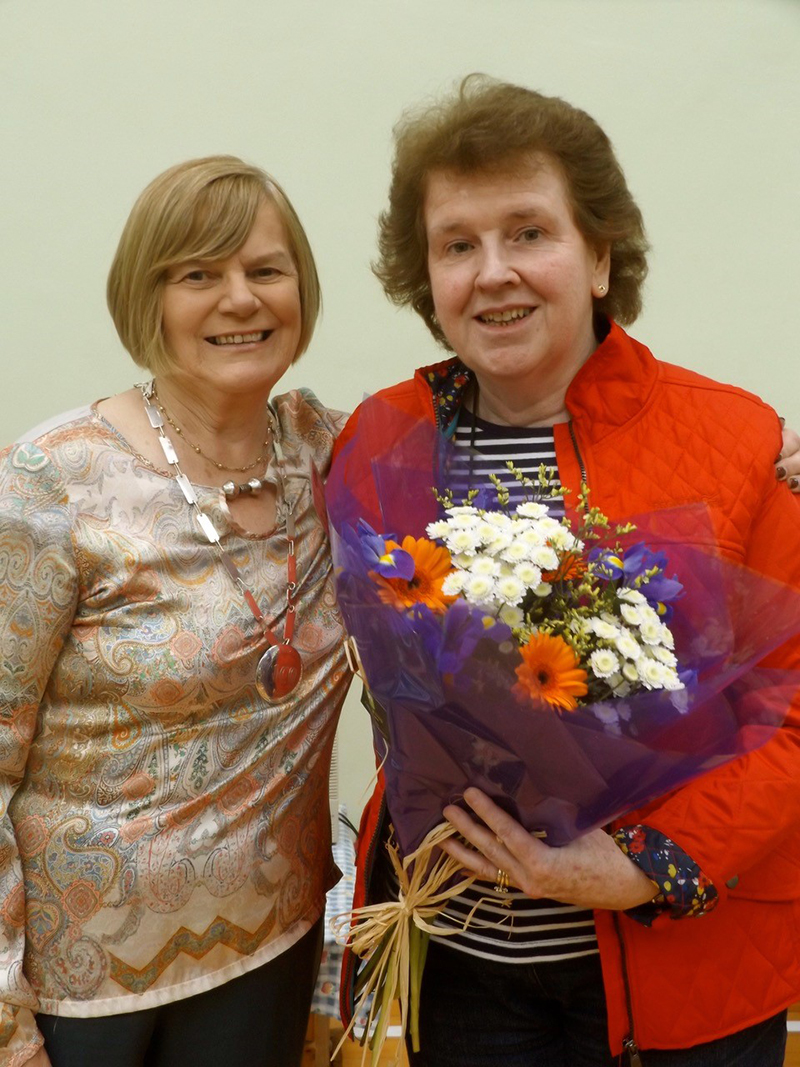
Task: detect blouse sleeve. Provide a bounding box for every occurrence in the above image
[0,442,79,1063]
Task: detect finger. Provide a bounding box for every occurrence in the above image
[443,802,517,873]
[460,788,540,855]
[440,832,518,889]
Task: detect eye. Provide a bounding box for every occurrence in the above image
[446,240,473,256]
[518,227,541,243]
[170,267,214,286]
[251,266,281,281]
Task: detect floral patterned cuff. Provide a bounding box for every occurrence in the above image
[612,824,718,926]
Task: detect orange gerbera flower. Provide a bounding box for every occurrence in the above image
[513,632,588,712]
[543,550,587,583]
[375,536,457,613]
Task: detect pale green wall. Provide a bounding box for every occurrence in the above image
[2,0,798,820]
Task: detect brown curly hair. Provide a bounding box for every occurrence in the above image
[374,75,649,348]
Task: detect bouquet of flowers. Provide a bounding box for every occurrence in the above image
[326,396,800,1063]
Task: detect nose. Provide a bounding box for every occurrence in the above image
[475,242,518,290]
[218,272,260,316]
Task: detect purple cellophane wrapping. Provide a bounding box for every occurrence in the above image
[328,396,800,854]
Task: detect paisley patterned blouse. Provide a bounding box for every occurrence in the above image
[0,389,350,1063]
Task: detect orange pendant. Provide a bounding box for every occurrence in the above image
[256,644,303,702]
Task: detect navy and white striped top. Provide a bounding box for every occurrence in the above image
[433,412,598,963]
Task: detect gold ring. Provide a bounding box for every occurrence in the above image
[493,868,510,894]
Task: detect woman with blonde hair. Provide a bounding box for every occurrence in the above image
[0,156,349,1066]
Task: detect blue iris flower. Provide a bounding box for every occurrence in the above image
[620,543,684,621]
[591,542,683,621]
[589,547,624,581]
[355,519,415,580]
[411,600,511,676]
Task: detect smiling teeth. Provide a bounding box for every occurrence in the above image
[479,308,533,324]
[209,330,268,345]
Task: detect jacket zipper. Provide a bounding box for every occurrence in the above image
[613,912,642,1065]
[568,420,587,485]
[570,419,642,1064]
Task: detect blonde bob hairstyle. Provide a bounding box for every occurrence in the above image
[107,155,321,374]
[374,75,649,349]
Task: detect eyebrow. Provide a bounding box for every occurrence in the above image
[169,249,294,272]
[241,250,294,269]
[428,207,547,237]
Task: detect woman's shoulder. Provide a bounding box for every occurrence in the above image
[271,388,348,433]
[654,360,781,453]
[656,360,775,417]
[1,405,105,500]
[269,388,351,477]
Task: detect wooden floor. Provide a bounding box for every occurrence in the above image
[305,1005,800,1065]
[304,1010,408,1067]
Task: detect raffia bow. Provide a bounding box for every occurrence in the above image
[333,821,508,1066]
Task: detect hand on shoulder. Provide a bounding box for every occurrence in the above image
[778,423,800,493]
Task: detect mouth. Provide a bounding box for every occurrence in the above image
[476,308,534,326]
[206,329,272,346]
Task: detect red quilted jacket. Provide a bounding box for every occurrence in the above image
[336,322,800,1055]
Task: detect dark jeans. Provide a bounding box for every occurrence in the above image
[408,938,787,1067]
[37,918,323,1067]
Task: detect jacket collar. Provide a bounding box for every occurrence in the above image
[415,320,658,442]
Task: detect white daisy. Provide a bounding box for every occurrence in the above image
[464,574,496,604]
[529,546,559,571]
[496,575,525,605]
[499,604,524,627]
[426,520,449,539]
[638,657,667,690]
[615,631,642,661]
[621,661,639,684]
[618,588,647,605]
[516,501,549,519]
[441,571,466,597]
[483,512,513,529]
[661,668,683,691]
[514,562,542,586]
[639,618,665,646]
[470,556,502,577]
[620,603,642,626]
[499,541,531,564]
[484,532,514,555]
[447,512,481,529]
[652,646,678,668]
[590,648,621,679]
[447,528,482,554]
[591,702,620,725]
[519,526,547,547]
[588,618,620,640]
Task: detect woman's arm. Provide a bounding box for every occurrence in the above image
[0,444,79,1064]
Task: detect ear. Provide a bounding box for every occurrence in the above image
[592,244,611,296]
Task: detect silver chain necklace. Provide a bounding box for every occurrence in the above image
[139,381,303,702]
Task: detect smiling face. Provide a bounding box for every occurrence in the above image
[424,156,610,416]
[160,198,302,399]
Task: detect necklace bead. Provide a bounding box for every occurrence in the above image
[222,477,267,499]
